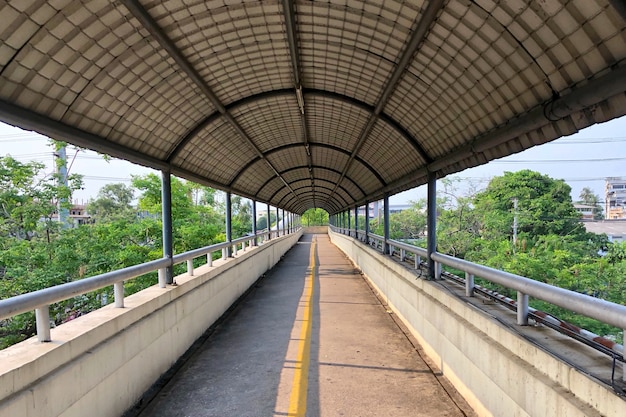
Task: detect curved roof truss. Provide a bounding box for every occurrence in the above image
[0,0,625,215]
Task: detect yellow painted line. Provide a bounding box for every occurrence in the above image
[287,238,316,417]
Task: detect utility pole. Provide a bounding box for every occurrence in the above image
[512,198,518,252]
[55,144,70,229]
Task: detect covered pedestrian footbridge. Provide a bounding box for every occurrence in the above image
[1,1,626,416]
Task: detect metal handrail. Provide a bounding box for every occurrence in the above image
[329,227,626,368]
[430,252,626,331]
[0,228,296,343]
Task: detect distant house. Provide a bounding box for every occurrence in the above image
[51,203,91,226]
[583,220,626,243]
[574,204,596,220]
[605,177,626,219]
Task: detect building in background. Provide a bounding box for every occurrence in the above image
[574,204,596,220]
[605,177,626,219]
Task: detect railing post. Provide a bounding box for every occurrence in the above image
[465,272,474,296]
[400,248,405,262]
[517,291,529,325]
[242,240,246,251]
[623,333,625,381]
[207,252,213,267]
[222,247,227,260]
[158,269,166,288]
[35,305,51,342]
[114,281,124,307]
[161,170,174,284]
[427,171,437,280]
[187,259,194,276]
[233,242,238,256]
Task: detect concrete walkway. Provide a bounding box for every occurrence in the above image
[132,233,475,417]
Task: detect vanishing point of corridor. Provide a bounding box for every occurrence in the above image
[133,233,475,417]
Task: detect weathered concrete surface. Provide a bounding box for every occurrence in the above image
[0,232,301,417]
[134,232,474,417]
[329,229,626,417]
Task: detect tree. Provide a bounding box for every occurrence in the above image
[473,170,584,241]
[389,200,426,240]
[87,183,135,221]
[302,208,328,226]
[578,187,604,220]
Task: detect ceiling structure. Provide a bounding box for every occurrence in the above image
[0,0,625,215]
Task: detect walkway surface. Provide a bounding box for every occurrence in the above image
[134,233,475,417]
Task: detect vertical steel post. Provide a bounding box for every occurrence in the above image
[465,272,474,296]
[517,291,529,325]
[161,170,174,284]
[383,194,390,254]
[226,192,232,257]
[282,209,286,235]
[252,200,257,246]
[365,201,370,245]
[354,205,359,239]
[427,171,437,280]
[276,206,280,236]
[35,305,51,342]
[267,203,271,240]
[347,209,351,237]
[114,281,124,307]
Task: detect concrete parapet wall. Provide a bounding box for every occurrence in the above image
[303,226,328,234]
[329,230,625,417]
[0,231,302,417]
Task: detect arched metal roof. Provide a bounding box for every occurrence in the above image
[1,0,625,215]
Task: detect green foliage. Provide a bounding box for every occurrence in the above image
[302,208,328,226]
[473,170,584,240]
[0,165,248,348]
[87,183,135,222]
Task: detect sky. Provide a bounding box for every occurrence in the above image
[0,115,625,209]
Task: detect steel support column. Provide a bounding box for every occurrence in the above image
[267,203,271,239]
[226,192,232,257]
[161,170,174,284]
[276,207,280,236]
[347,209,351,237]
[365,201,370,245]
[427,171,437,279]
[384,194,390,254]
[252,200,257,246]
[354,205,359,239]
[282,209,285,234]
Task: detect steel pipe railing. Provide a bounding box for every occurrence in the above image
[0,228,297,343]
[329,227,625,379]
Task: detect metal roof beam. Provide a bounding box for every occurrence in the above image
[327,0,443,201]
[120,0,300,205]
[281,0,315,208]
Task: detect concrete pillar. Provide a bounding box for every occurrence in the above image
[161,170,173,284]
[427,171,437,280]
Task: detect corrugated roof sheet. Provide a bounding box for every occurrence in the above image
[0,0,625,214]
